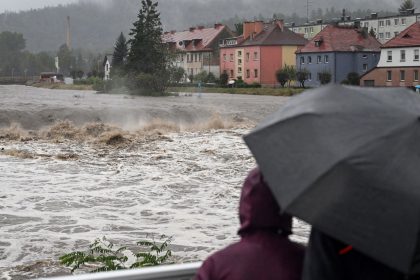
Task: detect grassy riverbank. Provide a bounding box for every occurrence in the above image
[31,82,94,91]
[30,83,305,96]
[168,86,305,96]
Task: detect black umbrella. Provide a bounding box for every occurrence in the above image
[244,85,420,274]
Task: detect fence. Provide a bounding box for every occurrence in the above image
[40,262,202,280]
[0,76,38,85]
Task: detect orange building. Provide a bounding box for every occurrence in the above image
[219,20,307,86]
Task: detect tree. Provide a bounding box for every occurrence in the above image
[220,72,229,87]
[399,0,415,13]
[126,0,169,94]
[57,44,74,75]
[111,32,128,75]
[296,69,310,88]
[346,72,360,85]
[169,66,185,84]
[283,64,296,87]
[319,70,332,85]
[276,69,289,87]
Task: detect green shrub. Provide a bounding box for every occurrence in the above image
[60,236,172,273]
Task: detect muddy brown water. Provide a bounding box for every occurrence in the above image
[0,86,310,279]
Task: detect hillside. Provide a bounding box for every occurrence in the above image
[0,0,414,52]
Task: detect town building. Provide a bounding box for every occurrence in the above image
[219,20,308,86]
[288,10,420,44]
[360,22,420,87]
[296,25,381,87]
[163,24,233,78]
[103,54,113,81]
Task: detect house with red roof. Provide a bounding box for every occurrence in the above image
[219,20,308,86]
[360,22,420,87]
[163,24,233,79]
[296,25,381,87]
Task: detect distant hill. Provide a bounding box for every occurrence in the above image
[0,0,414,52]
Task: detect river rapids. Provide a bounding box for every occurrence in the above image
[0,86,309,279]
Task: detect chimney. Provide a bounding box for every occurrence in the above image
[371,13,378,19]
[189,27,196,32]
[275,19,284,31]
[66,16,71,50]
[243,21,264,40]
[214,23,223,29]
[198,26,205,30]
[170,30,176,34]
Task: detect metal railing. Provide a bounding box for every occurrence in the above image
[40,262,202,280]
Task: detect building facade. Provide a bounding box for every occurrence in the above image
[296,25,381,87]
[219,20,308,86]
[288,11,420,43]
[361,22,420,87]
[163,24,233,78]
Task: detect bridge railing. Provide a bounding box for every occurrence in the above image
[39,262,202,280]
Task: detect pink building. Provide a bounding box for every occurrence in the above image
[219,20,308,86]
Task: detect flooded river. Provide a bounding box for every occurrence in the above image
[0,86,309,279]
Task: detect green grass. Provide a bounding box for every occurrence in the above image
[167,86,305,96]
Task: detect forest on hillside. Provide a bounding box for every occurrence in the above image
[0,0,417,52]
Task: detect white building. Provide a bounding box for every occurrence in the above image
[103,54,113,81]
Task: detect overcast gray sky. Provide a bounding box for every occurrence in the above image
[1,0,80,13]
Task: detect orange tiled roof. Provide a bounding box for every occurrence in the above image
[296,25,381,53]
[383,22,420,48]
[163,25,227,52]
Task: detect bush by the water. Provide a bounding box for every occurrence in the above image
[60,236,173,273]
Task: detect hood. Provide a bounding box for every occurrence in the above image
[238,168,293,236]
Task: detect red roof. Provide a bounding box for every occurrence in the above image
[383,22,420,48]
[296,25,381,53]
[163,25,229,52]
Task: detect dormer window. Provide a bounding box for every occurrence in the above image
[314,38,323,47]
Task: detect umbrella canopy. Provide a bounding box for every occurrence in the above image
[244,85,420,274]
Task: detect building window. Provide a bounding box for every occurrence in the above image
[414,49,419,61]
[394,32,399,37]
[400,50,406,62]
[230,70,234,77]
[386,20,391,26]
[363,64,368,71]
[402,18,406,25]
[300,57,305,64]
[386,32,391,39]
[387,51,392,62]
[387,70,392,81]
[395,18,399,25]
[364,22,369,27]
[254,52,259,60]
[414,70,419,81]
[379,33,384,39]
[310,27,314,33]
[308,56,312,64]
[230,54,234,61]
[254,69,258,78]
[324,55,329,63]
[400,70,405,81]
[238,59,242,64]
[379,20,384,27]
[308,73,312,80]
[195,53,198,62]
[246,69,250,78]
[246,53,250,62]
[223,54,227,61]
[317,55,322,63]
[238,51,242,57]
[362,54,368,59]
[238,67,242,74]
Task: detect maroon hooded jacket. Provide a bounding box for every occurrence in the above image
[195,168,305,280]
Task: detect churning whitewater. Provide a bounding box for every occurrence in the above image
[0,85,309,279]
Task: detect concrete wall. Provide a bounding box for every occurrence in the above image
[260,46,283,85]
[220,48,236,79]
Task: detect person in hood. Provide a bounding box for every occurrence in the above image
[303,228,420,280]
[195,168,305,280]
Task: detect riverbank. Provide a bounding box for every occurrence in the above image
[30,82,305,96]
[168,86,305,96]
[31,82,94,91]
